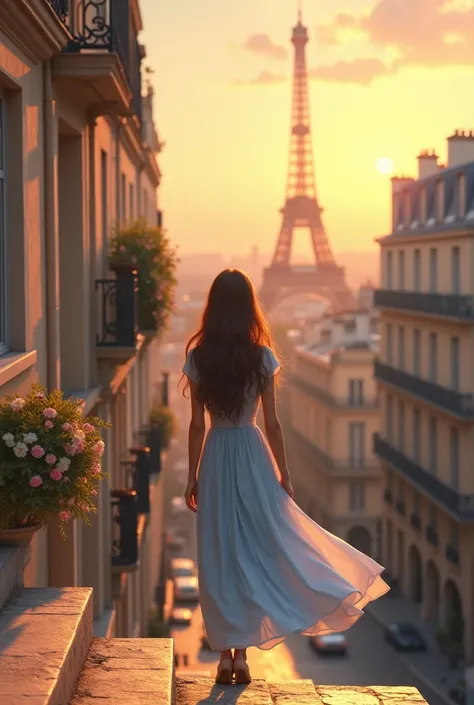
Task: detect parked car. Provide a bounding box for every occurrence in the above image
[385,623,427,651]
[169,607,192,626]
[310,633,348,654]
[174,576,199,603]
[171,558,196,579]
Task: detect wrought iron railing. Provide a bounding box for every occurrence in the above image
[374,360,474,419]
[374,434,474,522]
[129,446,151,514]
[375,289,474,320]
[96,266,138,346]
[111,489,138,568]
[49,0,142,124]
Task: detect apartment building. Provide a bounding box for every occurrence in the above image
[0,0,166,637]
[374,132,474,664]
[288,310,381,558]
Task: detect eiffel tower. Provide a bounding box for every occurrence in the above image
[259,7,356,313]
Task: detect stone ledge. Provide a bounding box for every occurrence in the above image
[0,587,93,705]
[177,677,273,705]
[0,547,24,611]
[70,637,175,705]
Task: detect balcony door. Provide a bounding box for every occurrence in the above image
[349,422,365,468]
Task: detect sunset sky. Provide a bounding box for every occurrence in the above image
[141,0,474,262]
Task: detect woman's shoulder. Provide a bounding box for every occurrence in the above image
[260,345,280,376]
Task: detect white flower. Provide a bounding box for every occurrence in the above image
[23,432,38,445]
[2,433,15,448]
[57,457,71,471]
[10,398,26,412]
[13,442,28,458]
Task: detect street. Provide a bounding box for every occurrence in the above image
[163,355,446,705]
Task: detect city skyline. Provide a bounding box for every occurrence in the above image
[141,0,474,258]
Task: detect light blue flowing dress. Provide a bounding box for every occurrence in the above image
[183,346,389,651]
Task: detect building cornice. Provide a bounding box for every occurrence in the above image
[0,0,70,66]
[377,227,474,246]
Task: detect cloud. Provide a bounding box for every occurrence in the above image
[232,71,287,87]
[241,34,288,60]
[313,0,474,82]
[309,58,391,85]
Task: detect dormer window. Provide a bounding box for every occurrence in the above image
[457,173,466,219]
[419,186,427,224]
[403,190,411,226]
[436,179,444,223]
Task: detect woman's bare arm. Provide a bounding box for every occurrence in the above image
[188,380,206,483]
[261,374,291,484]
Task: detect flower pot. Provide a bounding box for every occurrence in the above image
[0,524,41,549]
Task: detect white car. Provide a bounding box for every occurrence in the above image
[174,576,199,603]
[310,632,348,654]
[171,557,196,579]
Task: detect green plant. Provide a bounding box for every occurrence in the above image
[149,403,176,449]
[148,609,171,638]
[108,219,177,335]
[0,384,109,534]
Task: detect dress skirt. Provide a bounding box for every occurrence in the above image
[196,423,389,652]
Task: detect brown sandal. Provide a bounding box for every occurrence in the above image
[233,656,251,684]
[215,658,233,684]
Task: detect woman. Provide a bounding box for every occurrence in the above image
[181,269,389,685]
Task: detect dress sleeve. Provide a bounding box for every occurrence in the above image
[182,349,199,383]
[262,346,280,378]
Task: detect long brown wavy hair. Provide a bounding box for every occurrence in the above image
[182,269,276,422]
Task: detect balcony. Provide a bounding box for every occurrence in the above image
[411,512,421,531]
[426,525,439,547]
[291,375,378,411]
[96,265,139,363]
[51,0,142,123]
[111,489,139,573]
[375,289,474,321]
[446,543,460,566]
[374,434,474,522]
[290,427,380,478]
[128,446,151,514]
[374,360,474,420]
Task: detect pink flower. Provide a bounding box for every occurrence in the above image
[50,469,63,481]
[83,423,95,434]
[62,423,72,432]
[91,489,98,496]
[90,462,101,476]
[58,510,72,522]
[35,392,45,399]
[74,440,85,454]
[93,440,105,457]
[29,475,43,488]
[43,407,57,419]
[10,398,26,412]
[31,445,45,459]
[45,453,57,465]
[44,420,54,430]
[64,443,77,456]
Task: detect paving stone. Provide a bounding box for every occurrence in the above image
[176,677,273,705]
[269,679,321,704]
[315,686,428,705]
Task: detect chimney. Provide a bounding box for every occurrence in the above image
[391,175,414,196]
[417,149,439,179]
[447,130,474,168]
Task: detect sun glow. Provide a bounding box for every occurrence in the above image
[376,157,394,175]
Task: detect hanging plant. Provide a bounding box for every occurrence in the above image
[108,219,177,335]
[0,384,109,536]
[149,401,176,450]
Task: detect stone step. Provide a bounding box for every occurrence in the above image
[0,547,24,611]
[0,587,93,705]
[176,677,273,705]
[70,637,175,705]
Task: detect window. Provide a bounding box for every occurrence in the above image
[429,504,437,529]
[429,332,437,382]
[413,329,421,376]
[413,489,420,513]
[387,394,393,442]
[398,250,405,289]
[349,482,365,511]
[0,99,6,354]
[100,150,108,270]
[436,179,444,222]
[450,521,459,549]
[450,336,460,391]
[420,187,427,223]
[403,191,411,226]
[120,173,126,223]
[450,428,459,490]
[429,248,437,292]
[348,379,364,407]
[398,400,405,452]
[386,250,393,289]
[413,249,421,291]
[413,408,421,463]
[457,173,466,219]
[387,323,393,364]
[429,416,437,474]
[129,183,135,220]
[349,422,365,467]
[451,246,461,294]
[398,326,405,370]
